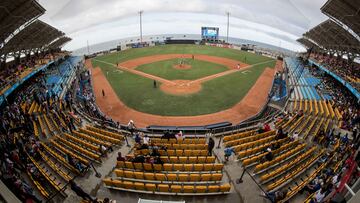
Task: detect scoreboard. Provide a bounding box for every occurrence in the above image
[201,27,219,40]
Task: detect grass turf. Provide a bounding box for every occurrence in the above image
[135,58,229,80]
[94,44,270,65]
[92,58,276,116]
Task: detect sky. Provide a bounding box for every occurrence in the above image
[38,0,329,52]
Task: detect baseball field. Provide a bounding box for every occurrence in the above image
[88,44,278,126]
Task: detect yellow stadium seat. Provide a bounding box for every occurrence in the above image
[194,164,203,171]
[167,174,177,181]
[112,180,122,187]
[153,164,162,171]
[196,185,207,193]
[192,150,200,156]
[155,173,166,181]
[170,156,178,163]
[183,185,194,193]
[145,183,156,191]
[114,169,124,177]
[134,172,143,179]
[207,185,220,193]
[103,178,113,186]
[163,164,173,171]
[188,157,197,163]
[184,150,191,156]
[125,162,134,169]
[203,164,213,171]
[123,181,134,189]
[211,173,222,181]
[197,156,206,163]
[143,163,153,171]
[220,183,231,192]
[173,164,183,171]
[206,157,215,163]
[176,150,183,156]
[189,174,200,182]
[179,157,187,163]
[171,185,182,193]
[213,164,223,171]
[200,150,208,156]
[134,182,145,190]
[184,164,193,171]
[124,171,134,178]
[201,174,211,181]
[178,174,188,182]
[134,163,143,170]
[167,150,175,156]
[144,173,155,180]
[117,161,125,168]
[173,144,180,148]
[158,184,169,192]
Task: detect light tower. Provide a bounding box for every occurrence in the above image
[226,12,230,43]
[139,10,143,43]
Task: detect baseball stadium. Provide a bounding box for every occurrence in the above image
[0,1,359,203]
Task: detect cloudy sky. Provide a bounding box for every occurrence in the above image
[38,0,328,52]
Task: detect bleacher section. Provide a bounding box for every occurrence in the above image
[103,137,231,195]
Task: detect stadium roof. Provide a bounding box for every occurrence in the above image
[296,38,320,50]
[303,19,360,54]
[47,37,72,50]
[0,0,45,45]
[0,20,64,56]
[321,0,360,37]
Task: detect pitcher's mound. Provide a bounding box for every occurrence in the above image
[160,80,201,95]
[173,64,192,70]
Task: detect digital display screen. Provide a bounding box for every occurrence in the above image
[201,27,219,40]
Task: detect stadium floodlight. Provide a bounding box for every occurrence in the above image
[226,12,230,43]
[139,10,144,43]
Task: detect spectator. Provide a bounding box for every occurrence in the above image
[127,120,136,135]
[69,180,94,201]
[117,152,125,161]
[143,134,150,145]
[208,137,215,156]
[224,146,235,162]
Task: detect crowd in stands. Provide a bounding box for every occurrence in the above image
[0,52,59,93]
[309,67,360,131]
[310,53,360,91]
[0,55,86,202]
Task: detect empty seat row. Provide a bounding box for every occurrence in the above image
[73,131,112,147]
[152,143,208,150]
[233,135,275,152]
[41,143,80,173]
[50,140,89,165]
[266,150,324,191]
[260,147,316,182]
[117,161,224,172]
[55,135,100,160]
[160,156,215,163]
[135,149,208,157]
[79,128,122,144]
[150,138,206,144]
[254,144,306,172]
[38,150,72,181]
[238,138,288,159]
[115,169,223,182]
[63,133,100,153]
[86,125,124,140]
[242,140,298,167]
[103,179,231,194]
[225,130,276,147]
[223,130,257,142]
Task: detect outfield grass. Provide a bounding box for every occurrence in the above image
[135,58,229,80]
[92,58,276,116]
[94,44,271,65]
